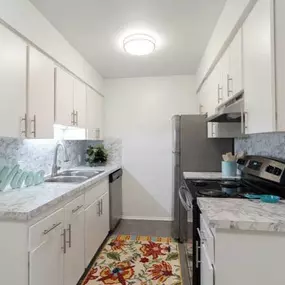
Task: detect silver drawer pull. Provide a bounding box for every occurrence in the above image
[43,222,62,235]
[197,228,206,242]
[72,204,83,214]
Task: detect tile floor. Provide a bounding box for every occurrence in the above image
[114,219,191,285]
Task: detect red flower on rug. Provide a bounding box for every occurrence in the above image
[108,239,126,251]
[140,241,166,259]
[82,268,98,285]
[140,257,149,263]
[148,261,173,283]
[98,261,135,285]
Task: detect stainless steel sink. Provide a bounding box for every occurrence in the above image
[45,176,89,184]
[58,170,104,178]
[45,170,105,183]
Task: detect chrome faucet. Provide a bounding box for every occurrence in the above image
[51,141,69,177]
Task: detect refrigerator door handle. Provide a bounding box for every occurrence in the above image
[179,186,192,211]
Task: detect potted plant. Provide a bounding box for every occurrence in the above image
[86,144,108,166]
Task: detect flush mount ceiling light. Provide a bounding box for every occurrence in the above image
[123,34,156,56]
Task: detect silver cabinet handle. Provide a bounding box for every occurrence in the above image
[95,128,100,139]
[31,115,36,138]
[62,229,66,254]
[217,85,223,104]
[196,240,201,268]
[100,199,103,215]
[66,224,71,248]
[197,228,206,243]
[211,123,216,138]
[76,111,78,126]
[43,222,62,235]
[97,200,101,216]
[21,113,28,137]
[244,112,248,131]
[72,204,83,214]
[227,74,233,97]
[71,110,75,125]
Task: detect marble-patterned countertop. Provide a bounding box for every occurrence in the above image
[198,198,285,232]
[183,172,240,180]
[0,164,121,221]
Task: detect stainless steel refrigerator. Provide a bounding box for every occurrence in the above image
[172,115,233,241]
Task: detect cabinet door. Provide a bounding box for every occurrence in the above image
[200,243,214,285]
[85,199,101,267]
[100,191,110,241]
[86,87,104,139]
[217,51,229,105]
[55,67,74,127]
[28,47,54,138]
[29,225,64,285]
[64,209,85,285]
[243,0,275,134]
[0,25,27,138]
[229,29,243,98]
[73,79,86,129]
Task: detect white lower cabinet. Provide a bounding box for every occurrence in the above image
[85,183,109,267]
[200,213,285,285]
[63,195,85,285]
[29,209,64,285]
[0,178,110,285]
[85,198,101,267]
[200,243,214,285]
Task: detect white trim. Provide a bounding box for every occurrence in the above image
[122,216,173,222]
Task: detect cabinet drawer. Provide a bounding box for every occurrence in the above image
[200,214,214,264]
[85,178,108,208]
[65,194,85,222]
[29,208,64,251]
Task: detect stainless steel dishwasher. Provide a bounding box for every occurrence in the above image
[109,169,123,231]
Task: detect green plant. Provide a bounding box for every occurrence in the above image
[86,144,108,166]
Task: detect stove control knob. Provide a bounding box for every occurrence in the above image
[266,165,275,174]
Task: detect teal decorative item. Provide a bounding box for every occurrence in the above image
[0,163,45,191]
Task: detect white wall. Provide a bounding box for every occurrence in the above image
[196,0,256,89]
[0,0,103,92]
[103,75,198,220]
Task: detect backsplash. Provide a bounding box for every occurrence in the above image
[0,137,122,176]
[235,133,285,160]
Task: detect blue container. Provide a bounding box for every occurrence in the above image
[260,195,280,203]
[222,161,237,177]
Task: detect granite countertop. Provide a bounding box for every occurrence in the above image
[0,164,121,221]
[183,172,241,180]
[198,197,285,232]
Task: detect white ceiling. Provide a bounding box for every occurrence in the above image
[29,0,226,78]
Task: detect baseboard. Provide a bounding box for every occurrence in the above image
[122,215,174,222]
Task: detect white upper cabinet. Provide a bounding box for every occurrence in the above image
[217,51,229,104]
[86,87,104,140]
[28,47,54,138]
[0,25,27,138]
[55,67,88,130]
[228,29,243,98]
[243,0,275,134]
[73,79,86,129]
[55,67,74,127]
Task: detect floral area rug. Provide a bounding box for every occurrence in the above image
[82,235,183,285]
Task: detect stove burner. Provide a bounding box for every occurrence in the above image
[191,180,208,186]
[219,181,241,188]
[198,189,228,197]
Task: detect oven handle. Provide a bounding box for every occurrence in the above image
[179,186,193,211]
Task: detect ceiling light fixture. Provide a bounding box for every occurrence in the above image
[123,34,156,56]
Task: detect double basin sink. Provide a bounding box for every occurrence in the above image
[45,169,104,184]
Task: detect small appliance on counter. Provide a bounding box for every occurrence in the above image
[180,155,285,285]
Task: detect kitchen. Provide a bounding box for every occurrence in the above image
[0,0,284,285]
